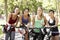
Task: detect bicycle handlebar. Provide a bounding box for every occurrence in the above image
[0,25,5,27]
[28,27,56,29]
[0,24,56,29]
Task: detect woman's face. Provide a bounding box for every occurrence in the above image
[37,7,43,16]
[49,11,54,17]
[14,8,19,15]
[24,9,29,16]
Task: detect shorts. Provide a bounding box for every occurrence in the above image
[51,27,59,36]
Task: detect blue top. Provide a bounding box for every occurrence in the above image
[22,16,29,24]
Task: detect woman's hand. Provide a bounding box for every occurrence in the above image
[25,23,30,28]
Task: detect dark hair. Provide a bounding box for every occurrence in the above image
[22,8,29,14]
[12,6,20,14]
[22,8,30,17]
[49,10,54,14]
[37,6,43,10]
[28,14,30,17]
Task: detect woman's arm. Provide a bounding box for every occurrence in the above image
[29,17,31,23]
[55,17,58,26]
[25,17,31,28]
[28,17,31,25]
[44,16,49,27]
[16,15,22,27]
[19,15,22,25]
[7,13,11,25]
[15,15,19,27]
[32,15,35,28]
[44,16,47,26]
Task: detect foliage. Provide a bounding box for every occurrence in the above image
[0,0,59,14]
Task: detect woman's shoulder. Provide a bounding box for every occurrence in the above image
[19,15,23,19]
[54,16,57,18]
[54,16,58,20]
[8,12,12,17]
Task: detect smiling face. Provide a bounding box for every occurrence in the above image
[23,9,29,16]
[49,10,54,17]
[14,7,20,15]
[37,7,43,16]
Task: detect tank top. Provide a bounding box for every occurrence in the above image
[48,18,55,26]
[34,15,44,33]
[22,16,29,25]
[8,14,18,31]
[9,14,18,24]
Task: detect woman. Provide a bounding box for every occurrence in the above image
[46,10,59,40]
[19,8,31,40]
[32,7,46,40]
[5,6,20,40]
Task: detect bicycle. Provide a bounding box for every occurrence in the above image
[28,26,56,40]
[1,24,57,40]
[28,27,45,40]
[16,24,28,40]
[43,27,52,40]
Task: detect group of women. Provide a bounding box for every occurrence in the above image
[4,6,59,40]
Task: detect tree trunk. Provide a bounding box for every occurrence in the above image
[59,4,60,15]
[4,0,7,21]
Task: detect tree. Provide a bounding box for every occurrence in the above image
[4,0,7,21]
[0,0,59,14]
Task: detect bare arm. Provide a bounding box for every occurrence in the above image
[55,17,58,26]
[44,16,49,27]
[26,17,31,28]
[32,15,35,28]
[19,15,22,25]
[44,16,47,26]
[15,15,19,27]
[29,17,31,23]
[28,17,31,25]
[16,15,22,27]
[7,13,11,24]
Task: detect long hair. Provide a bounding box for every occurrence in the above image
[49,10,54,14]
[11,6,20,15]
[37,6,44,17]
[22,8,30,17]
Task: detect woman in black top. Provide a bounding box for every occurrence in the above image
[47,10,59,40]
